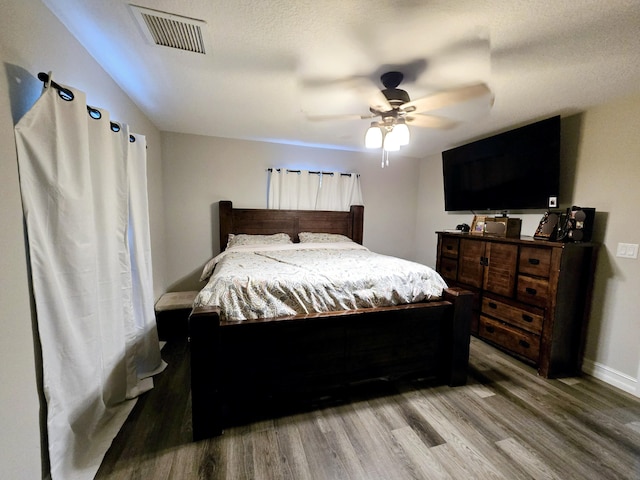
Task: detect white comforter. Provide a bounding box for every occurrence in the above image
[194,243,447,321]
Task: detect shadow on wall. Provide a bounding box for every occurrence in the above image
[210,201,221,254]
[533,112,617,370]
[166,266,205,293]
[560,112,583,206]
[584,210,610,357]
[4,63,42,125]
[592,211,609,245]
[560,113,615,365]
[165,202,222,293]
[586,242,614,365]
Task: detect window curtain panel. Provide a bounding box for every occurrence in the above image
[14,74,166,480]
[268,169,363,211]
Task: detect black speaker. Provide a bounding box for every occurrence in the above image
[562,206,595,242]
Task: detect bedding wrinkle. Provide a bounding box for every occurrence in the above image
[257,249,343,313]
[194,244,447,321]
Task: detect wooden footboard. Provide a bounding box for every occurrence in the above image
[189,287,472,441]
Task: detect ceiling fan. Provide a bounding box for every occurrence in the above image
[306,71,492,152]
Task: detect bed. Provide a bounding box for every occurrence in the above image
[189,200,472,440]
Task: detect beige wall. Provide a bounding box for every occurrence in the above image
[0,0,166,476]
[416,105,640,396]
[161,132,421,291]
[570,95,640,394]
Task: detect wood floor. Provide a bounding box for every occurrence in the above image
[96,337,640,479]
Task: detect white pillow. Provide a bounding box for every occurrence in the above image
[226,233,292,249]
[298,232,354,243]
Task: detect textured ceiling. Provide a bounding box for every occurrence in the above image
[42,0,640,158]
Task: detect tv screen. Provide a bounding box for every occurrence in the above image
[442,116,560,212]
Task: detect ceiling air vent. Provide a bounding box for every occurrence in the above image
[131,5,210,54]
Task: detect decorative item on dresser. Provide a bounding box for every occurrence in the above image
[436,232,598,378]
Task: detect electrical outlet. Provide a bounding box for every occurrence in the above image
[616,243,639,259]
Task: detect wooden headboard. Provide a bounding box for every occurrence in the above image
[219,200,364,250]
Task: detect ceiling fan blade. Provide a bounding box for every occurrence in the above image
[405,114,458,129]
[342,77,391,112]
[305,113,376,122]
[301,76,392,113]
[401,82,491,114]
[366,88,393,113]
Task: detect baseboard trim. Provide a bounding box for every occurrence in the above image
[582,358,638,397]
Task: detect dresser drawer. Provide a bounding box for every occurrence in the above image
[441,236,460,258]
[439,257,458,282]
[479,316,540,362]
[519,246,552,278]
[481,296,544,334]
[517,275,549,308]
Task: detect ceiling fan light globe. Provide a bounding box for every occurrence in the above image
[365,126,383,149]
[395,123,410,146]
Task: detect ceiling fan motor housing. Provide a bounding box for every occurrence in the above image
[383,88,410,106]
[380,72,410,108]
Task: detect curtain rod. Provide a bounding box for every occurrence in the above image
[37,72,138,143]
[38,72,74,100]
[267,168,357,177]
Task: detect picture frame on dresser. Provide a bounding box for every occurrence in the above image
[534,210,562,240]
[470,215,486,234]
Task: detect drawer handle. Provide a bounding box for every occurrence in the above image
[488,302,498,309]
[522,314,534,323]
[519,340,530,349]
[485,326,495,334]
[525,287,537,296]
[528,258,540,265]
[446,245,453,250]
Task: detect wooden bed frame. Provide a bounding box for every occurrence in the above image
[189,201,472,440]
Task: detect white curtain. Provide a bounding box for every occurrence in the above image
[14,74,166,480]
[268,169,363,211]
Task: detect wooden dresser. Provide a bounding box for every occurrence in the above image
[436,232,597,378]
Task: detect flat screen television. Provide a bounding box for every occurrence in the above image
[442,116,560,212]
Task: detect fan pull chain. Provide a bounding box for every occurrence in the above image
[381,149,390,168]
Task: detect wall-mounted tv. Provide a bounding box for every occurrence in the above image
[442,116,560,212]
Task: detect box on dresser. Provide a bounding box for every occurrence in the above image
[484,217,522,238]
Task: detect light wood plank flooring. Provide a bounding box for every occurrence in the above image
[96,338,640,479]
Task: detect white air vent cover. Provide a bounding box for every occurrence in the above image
[131,5,210,54]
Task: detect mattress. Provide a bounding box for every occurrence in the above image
[194,243,448,321]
